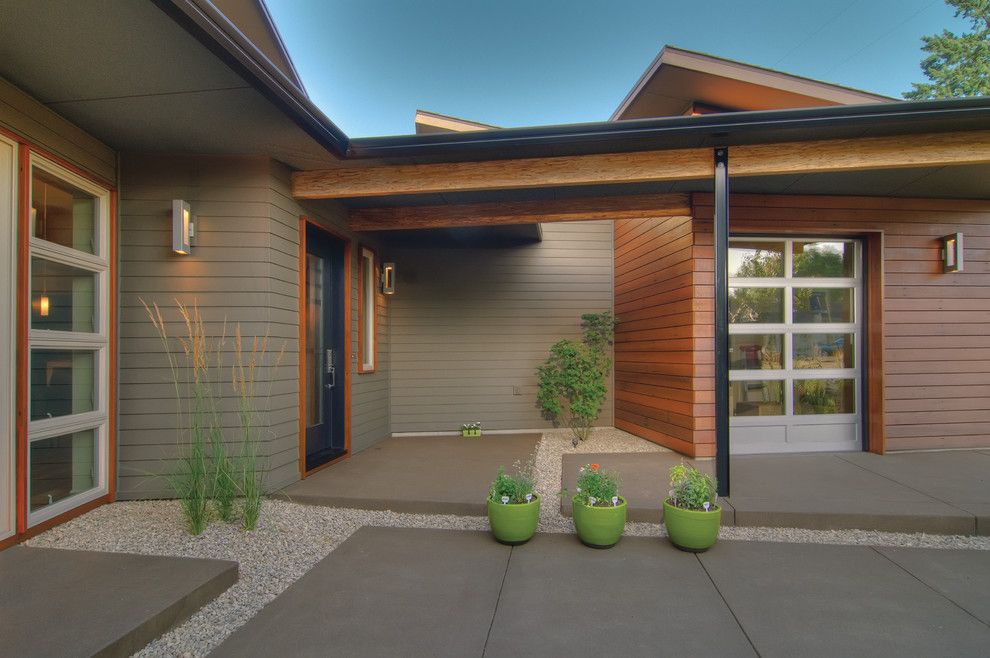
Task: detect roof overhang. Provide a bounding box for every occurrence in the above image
[611,45,893,120]
[0,0,346,168]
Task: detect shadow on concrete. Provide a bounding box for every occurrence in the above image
[562,450,990,535]
[214,527,990,657]
[278,434,541,515]
[0,546,237,658]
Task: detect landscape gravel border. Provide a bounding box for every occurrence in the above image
[26,428,990,657]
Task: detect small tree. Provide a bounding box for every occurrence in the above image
[904,0,990,99]
[536,312,617,447]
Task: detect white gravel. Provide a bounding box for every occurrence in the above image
[26,427,990,656]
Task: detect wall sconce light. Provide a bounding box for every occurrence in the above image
[381,262,396,295]
[172,199,195,255]
[39,295,50,317]
[942,233,963,272]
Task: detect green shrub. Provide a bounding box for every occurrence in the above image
[489,461,536,504]
[667,463,718,511]
[536,312,617,446]
[572,463,620,507]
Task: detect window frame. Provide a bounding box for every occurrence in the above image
[25,153,111,527]
[727,237,862,424]
[357,245,377,374]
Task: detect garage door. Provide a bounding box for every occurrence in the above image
[727,238,862,454]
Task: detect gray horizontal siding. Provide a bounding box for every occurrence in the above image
[388,220,614,433]
[0,76,116,182]
[116,156,391,498]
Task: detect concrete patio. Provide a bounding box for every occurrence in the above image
[279,433,990,535]
[280,434,541,515]
[0,546,237,658]
[563,449,990,535]
[213,526,990,657]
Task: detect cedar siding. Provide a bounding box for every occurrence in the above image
[613,214,715,457]
[387,220,614,433]
[692,194,990,453]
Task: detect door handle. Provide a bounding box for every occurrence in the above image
[326,366,335,389]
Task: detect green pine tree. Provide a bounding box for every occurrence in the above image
[904,0,990,99]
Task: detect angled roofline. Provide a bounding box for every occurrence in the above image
[415,109,499,132]
[154,0,350,157]
[255,0,307,94]
[610,45,895,121]
[156,4,990,167]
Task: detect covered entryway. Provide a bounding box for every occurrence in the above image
[728,237,862,453]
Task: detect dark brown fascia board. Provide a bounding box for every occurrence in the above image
[347,97,990,161]
[154,0,350,157]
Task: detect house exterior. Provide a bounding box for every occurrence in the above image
[2,0,989,547]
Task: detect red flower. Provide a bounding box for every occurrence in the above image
[590,463,600,471]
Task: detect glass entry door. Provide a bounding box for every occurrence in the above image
[0,135,15,542]
[304,225,347,471]
[728,238,862,454]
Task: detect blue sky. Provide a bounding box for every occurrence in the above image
[265,0,968,137]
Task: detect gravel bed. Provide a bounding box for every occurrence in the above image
[26,428,990,656]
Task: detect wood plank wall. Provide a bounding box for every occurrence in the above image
[613,214,716,457]
[388,221,614,433]
[692,193,990,452]
[117,155,391,498]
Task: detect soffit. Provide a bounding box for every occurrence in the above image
[0,0,337,169]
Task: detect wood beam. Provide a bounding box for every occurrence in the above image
[292,130,990,199]
[348,193,691,231]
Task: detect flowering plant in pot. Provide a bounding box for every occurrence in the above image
[663,463,720,552]
[487,461,539,545]
[461,421,482,438]
[569,463,626,549]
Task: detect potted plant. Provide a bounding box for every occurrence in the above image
[569,463,626,549]
[487,462,540,545]
[461,421,482,438]
[663,463,721,552]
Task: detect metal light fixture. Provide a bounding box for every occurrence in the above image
[39,295,50,317]
[381,262,396,295]
[942,233,963,272]
[172,199,195,255]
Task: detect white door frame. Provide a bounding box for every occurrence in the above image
[728,237,863,454]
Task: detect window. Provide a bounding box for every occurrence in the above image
[358,246,376,372]
[728,238,862,454]
[27,154,110,526]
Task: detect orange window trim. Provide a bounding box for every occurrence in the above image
[8,136,118,544]
[357,244,377,374]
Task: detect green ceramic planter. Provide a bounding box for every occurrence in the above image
[663,499,721,552]
[487,495,540,545]
[462,428,481,438]
[571,495,627,549]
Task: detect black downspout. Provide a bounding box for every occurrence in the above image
[714,148,730,497]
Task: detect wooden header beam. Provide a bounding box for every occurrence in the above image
[293,130,990,200]
[348,193,691,231]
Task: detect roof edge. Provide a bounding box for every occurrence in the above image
[154,0,349,157]
[349,96,990,160]
[610,45,895,121]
